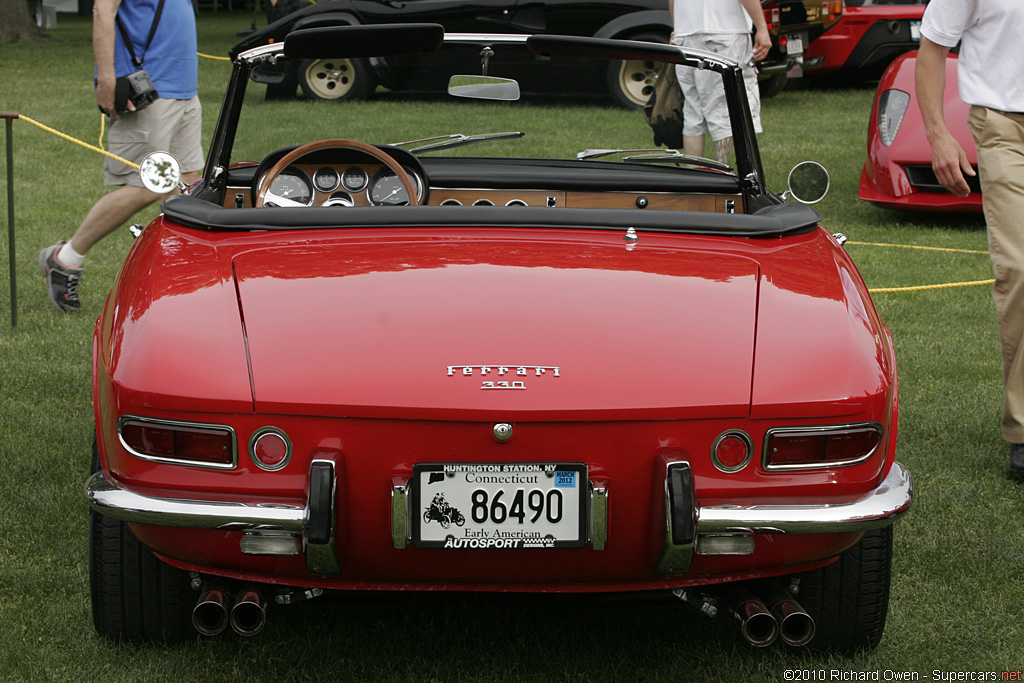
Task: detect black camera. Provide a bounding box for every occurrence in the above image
[109,70,159,114]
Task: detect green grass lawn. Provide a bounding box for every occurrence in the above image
[1,12,1020,682]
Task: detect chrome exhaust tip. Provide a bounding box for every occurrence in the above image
[192,587,229,637]
[732,593,779,648]
[770,593,815,647]
[229,585,267,637]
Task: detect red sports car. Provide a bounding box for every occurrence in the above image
[859,49,982,212]
[805,1,925,82]
[86,25,911,652]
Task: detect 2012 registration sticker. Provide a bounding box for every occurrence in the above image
[412,462,588,549]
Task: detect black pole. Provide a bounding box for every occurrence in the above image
[2,112,17,330]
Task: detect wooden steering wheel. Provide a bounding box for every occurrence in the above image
[255,138,420,208]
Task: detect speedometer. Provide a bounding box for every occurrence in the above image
[265,167,312,207]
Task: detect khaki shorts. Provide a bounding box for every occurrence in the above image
[104,95,203,187]
[674,33,762,141]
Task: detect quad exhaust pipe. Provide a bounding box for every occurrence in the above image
[767,588,815,647]
[675,583,815,648]
[192,584,268,637]
[729,590,778,647]
[229,585,268,637]
[192,586,230,636]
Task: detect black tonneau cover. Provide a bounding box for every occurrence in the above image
[163,195,821,238]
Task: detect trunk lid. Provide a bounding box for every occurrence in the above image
[234,230,759,420]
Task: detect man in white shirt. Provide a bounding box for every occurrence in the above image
[669,0,771,164]
[916,0,1024,478]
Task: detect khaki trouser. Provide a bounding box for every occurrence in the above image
[968,106,1024,443]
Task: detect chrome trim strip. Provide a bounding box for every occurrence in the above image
[698,461,913,534]
[117,415,238,470]
[762,422,884,472]
[86,471,304,531]
[589,483,608,551]
[391,478,410,549]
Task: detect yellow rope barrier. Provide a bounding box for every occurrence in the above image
[846,240,992,293]
[198,52,231,62]
[848,240,988,255]
[17,113,139,170]
[870,279,994,294]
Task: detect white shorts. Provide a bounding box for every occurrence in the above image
[674,33,762,141]
[104,95,203,187]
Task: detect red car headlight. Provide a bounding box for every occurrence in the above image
[763,423,883,471]
[877,89,910,147]
[118,416,237,469]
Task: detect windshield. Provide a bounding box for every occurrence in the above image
[223,30,755,167]
[175,26,803,231]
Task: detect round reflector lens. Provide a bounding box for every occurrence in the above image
[712,431,753,472]
[250,429,291,471]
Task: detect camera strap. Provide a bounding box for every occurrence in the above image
[115,0,167,70]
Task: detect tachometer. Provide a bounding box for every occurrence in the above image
[368,167,421,206]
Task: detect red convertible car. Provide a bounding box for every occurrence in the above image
[86,25,911,652]
[859,49,983,212]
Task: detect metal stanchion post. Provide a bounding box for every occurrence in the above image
[2,112,18,330]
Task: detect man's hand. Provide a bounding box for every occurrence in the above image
[752,25,771,61]
[915,36,973,198]
[95,75,117,119]
[929,128,975,198]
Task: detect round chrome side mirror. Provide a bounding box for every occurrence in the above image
[785,161,830,204]
[139,152,183,194]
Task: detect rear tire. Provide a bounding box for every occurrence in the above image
[794,526,893,653]
[758,73,788,99]
[89,441,197,643]
[299,58,375,102]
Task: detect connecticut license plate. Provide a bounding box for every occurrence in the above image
[412,463,587,549]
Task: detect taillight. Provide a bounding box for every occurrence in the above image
[763,3,781,34]
[711,430,754,472]
[763,424,883,471]
[822,0,842,25]
[118,417,236,468]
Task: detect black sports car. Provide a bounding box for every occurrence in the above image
[231,0,840,107]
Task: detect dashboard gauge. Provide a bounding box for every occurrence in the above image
[313,167,340,193]
[342,166,368,192]
[368,167,422,206]
[265,167,312,207]
[323,191,353,207]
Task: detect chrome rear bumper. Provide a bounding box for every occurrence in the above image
[87,460,912,576]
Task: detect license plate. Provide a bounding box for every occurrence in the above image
[910,20,921,41]
[786,34,804,55]
[412,463,587,549]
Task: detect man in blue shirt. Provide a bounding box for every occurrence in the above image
[39,0,203,312]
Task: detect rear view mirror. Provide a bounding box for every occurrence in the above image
[139,152,183,194]
[448,75,521,101]
[786,161,830,204]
